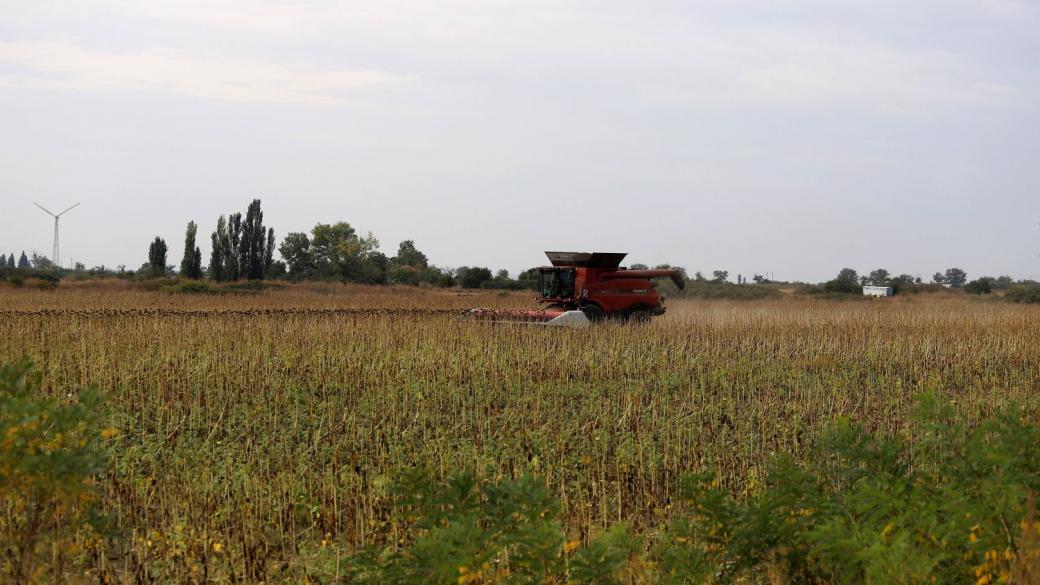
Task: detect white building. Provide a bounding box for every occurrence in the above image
[863,285,894,297]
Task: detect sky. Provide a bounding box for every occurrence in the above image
[1,0,1038,282]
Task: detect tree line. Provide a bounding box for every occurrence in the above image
[133,199,531,290]
[3,200,1035,294]
[0,252,31,270]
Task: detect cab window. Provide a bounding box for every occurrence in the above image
[539,269,575,298]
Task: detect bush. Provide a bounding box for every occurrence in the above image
[352,396,1040,584]
[135,277,180,291]
[160,280,284,295]
[658,394,1040,583]
[964,278,992,295]
[347,471,639,584]
[456,267,493,289]
[1006,283,1040,304]
[897,282,947,295]
[25,277,58,291]
[162,280,221,294]
[798,283,868,300]
[822,278,862,294]
[222,280,283,293]
[0,360,109,582]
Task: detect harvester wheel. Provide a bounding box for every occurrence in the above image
[628,309,651,324]
[580,305,605,322]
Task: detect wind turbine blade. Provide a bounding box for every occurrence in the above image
[33,202,56,216]
[56,202,81,217]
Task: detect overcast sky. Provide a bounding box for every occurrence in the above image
[1,0,1038,281]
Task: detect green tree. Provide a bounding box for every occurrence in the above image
[179,221,203,279]
[393,240,429,268]
[209,214,242,281]
[309,222,385,282]
[278,232,314,277]
[264,227,276,276]
[457,266,493,289]
[518,268,540,290]
[30,253,54,270]
[712,270,729,283]
[17,251,29,269]
[225,213,242,280]
[964,278,992,295]
[239,199,272,280]
[353,250,389,284]
[933,272,946,285]
[836,268,859,283]
[266,260,287,279]
[944,267,968,288]
[868,268,890,285]
[147,237,167,276]
[989,275,1015,290]
[6,254,13,268]
[209,223,225,282]
[823,268,863,293]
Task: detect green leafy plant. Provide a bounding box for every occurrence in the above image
[1006,283,1040,304]
[657,394,1040,584]
[0,359,110,582]
[347,470,638,584]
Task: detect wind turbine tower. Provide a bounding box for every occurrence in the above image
[33,202,80,269]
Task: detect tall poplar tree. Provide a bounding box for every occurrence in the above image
[147,237,167,276]
[179,221,203,279]
[209,217,226,282]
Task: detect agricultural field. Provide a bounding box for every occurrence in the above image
[3,283,1040,583]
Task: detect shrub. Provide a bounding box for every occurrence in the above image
[964,278,992,295]
[659,394,1040,583]
[347,470,639,584]
[348,396,1040,584]
[822,278,862,294]
[163,280,221,295]
[0,360,109,582]
[135,277,179,291]
[456,267,493,289]
[25,277,58,291]
[1006,283,1040,304]
[222,280,283,293]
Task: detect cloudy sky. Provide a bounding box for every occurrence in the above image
[1,0,1038,281]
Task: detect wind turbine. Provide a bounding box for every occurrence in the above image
[33,202,80,269]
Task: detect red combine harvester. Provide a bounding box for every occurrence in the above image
[468,251,685,326]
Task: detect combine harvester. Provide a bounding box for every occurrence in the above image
[467,251,685,327]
